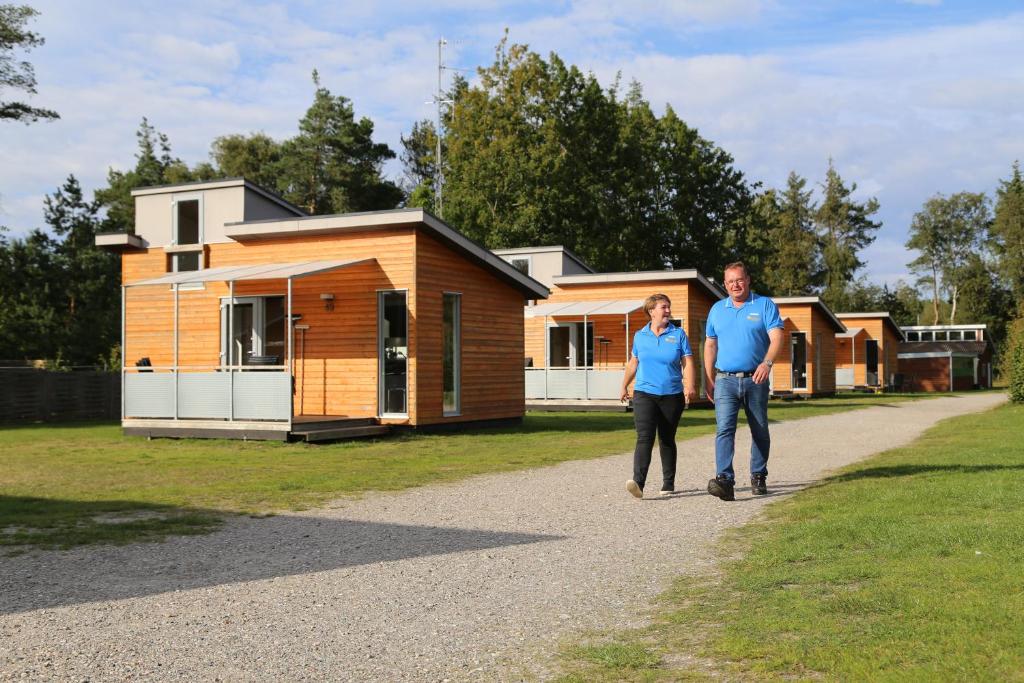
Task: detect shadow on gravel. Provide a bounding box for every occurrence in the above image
[0,513,564,615]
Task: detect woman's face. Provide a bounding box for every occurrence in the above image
[650,299,671,325]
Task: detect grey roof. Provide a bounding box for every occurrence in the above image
[836,327,865,338]
[773,297,846,333]
[221,207,548,300]
[126,259,373,287]
[525,299,645,317]
[836,312,905,340]
[553,269,725,301]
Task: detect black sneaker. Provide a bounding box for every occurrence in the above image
[707,475,735,501]
[751,474,768,496]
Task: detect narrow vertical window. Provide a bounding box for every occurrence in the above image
[443,293,461,415]
[173,197,202,272]
[379,291,408,416]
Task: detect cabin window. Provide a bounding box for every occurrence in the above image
[947,330,962,341]
[548,322,593,367]
[919,331,933,341]
[172,196,203,273]
[906,331,919,341]
[379,290,408,416]
[219,296,285,366]
[443,292,461,415]
[791,332,807,389]
[504,255,531,276]
[934,330,948,341]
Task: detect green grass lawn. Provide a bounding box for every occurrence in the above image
[0,392,928,550]
[558,398,1024,681]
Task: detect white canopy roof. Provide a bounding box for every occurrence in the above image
[836,327,865,338]
[126,258,374,287]
[525,299,645,317]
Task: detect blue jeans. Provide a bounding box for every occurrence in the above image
[713,374,770,482]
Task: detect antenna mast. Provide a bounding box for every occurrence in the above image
[435,38,447,218]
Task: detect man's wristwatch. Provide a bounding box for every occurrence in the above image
[762,359,774,368]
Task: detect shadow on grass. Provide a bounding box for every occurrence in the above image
[0,495,563,615]
[830,463,1024,483]
[0,419,120,432]
[0,496,222,551]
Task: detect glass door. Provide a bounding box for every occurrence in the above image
[378,291,408,416]
[220,297,285,366]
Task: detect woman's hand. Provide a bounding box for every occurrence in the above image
[684,385,697,405]
[620,386,631,402]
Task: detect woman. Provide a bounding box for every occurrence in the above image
[620,293,698,499]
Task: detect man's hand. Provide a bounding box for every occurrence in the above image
[705,379,715,403]
[753,361,771,384]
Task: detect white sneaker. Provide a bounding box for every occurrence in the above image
[658,488,675,496]
[626,480,643,499]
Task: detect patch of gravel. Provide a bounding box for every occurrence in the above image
[0,392,1006,682]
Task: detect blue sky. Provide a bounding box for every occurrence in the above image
[2,0,1022,286]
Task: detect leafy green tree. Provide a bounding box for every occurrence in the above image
[210,132,283,190]
[0,4,58,123]
[276,71,402,214]
[906,192,991,324]
[400,119,440,212]
[0,227,61,360]
[1005,312,1024,402]
[44,175,120,362]
[990,161,1024,300]
[95,118,194,233]
[955,253,1012,349]
[440,38,754,274]
[760,172,820,296]
[815,160,881,310]
[0,176,118,364]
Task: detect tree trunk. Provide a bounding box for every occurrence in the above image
[931,265,941,325]
[949,284,958,325]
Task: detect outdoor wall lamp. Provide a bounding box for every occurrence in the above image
[320,293,335,311]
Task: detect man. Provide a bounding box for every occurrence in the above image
[704,262,784,501]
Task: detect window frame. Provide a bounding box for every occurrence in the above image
[442,291,462,416]
[171,193,204,274]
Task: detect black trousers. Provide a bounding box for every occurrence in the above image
[632,390,685,490]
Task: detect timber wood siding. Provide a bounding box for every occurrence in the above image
[414,231,526,425]
[836,329,870,385]
[834,317,902,387]
[122,225,530,426]
[773,304,837,395]
[524,280,717,375]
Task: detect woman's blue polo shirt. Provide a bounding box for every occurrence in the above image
[631,322,693,395]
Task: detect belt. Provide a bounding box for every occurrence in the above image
[717,369,757,378]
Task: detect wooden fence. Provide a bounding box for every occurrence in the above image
[0,369,120,422]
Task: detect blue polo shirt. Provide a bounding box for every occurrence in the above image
[706,292,784,372]
[631,322,693,395]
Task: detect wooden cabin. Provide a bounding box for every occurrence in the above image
[96,178,547,440]
[771,297,846,396]
[898,324,993,391]
[834,312,904,390]
[492,245,595,294]
[521,270,724,403]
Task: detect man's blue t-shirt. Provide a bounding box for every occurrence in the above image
[631,322,693,395]
[705,292,784,372]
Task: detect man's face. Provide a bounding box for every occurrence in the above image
[724,267,750,303]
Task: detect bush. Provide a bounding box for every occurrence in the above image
[1007,314,1024,403]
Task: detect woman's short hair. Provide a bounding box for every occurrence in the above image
[643,293,671,318]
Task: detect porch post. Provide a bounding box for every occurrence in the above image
[287,277,293,428]
[173,283,179,419]
[228,280,234,422]
[583,313,590,400]
[120,285,125,421]
[625,312,629,362]
[543,314,549,400]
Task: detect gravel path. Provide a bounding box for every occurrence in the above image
[0,392,1006,682]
